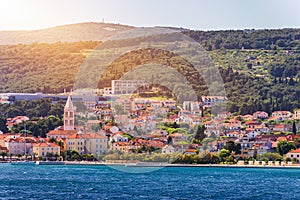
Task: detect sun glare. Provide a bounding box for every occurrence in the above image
[0,0,43,30]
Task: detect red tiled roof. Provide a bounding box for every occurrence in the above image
[33,142,59,148]
[47,130,76,136]
[289,148,300,153]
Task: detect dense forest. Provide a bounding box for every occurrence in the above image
[0,98,65,137]
[0,41,100,93]
[1,28,300,114]
[185,28,300,50]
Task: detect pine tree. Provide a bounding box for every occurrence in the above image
[292,121,297,135]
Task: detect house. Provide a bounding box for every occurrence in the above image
[33,142,60,158]
[239,115,253,121]
[66,133,107,155]
[294,109,300,120]
[6,116,29,128]
[4,137,35,155]
[253,111,269,120]
[169,133,188,145]
[245,128,259,139]
[217,111,232,118]
[244,121,263,129]
[285,148,300,163]
[271,124,291,133]
[271,111,292,120]
[202,96,227,107]
[47,130,77,139]
[109,126,120,134]
[110,142,132,152]
[225,131,240,138]
[110,132,129,142]
[253,125,269,133]
[162,145,175,154]
[146,140,165,148]
[163,100,176,109]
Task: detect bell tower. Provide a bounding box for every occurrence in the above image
[64,95,74,130]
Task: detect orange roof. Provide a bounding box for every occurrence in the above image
[277,137,287,141]
[185,149,197,152]
[67,133,106,139]
[0,134,9,140]
[33,142,59,148]
[289,148,300,153]
[274,124,285,128]
[114,142,130,146]
[47,130,76,136]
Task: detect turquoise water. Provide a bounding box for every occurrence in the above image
[1,164,300,199]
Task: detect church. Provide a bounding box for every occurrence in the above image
[46,95,108,155]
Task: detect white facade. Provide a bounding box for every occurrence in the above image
[111,80,146,95]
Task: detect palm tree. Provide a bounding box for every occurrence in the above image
[57,140,64,149]
[54,153,59,161]
[17,154,22,160]
[32,152,38,161]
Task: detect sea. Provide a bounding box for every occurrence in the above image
[0,163,300,200]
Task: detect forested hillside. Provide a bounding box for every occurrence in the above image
[0,41,100,93]
[1,26,300,114]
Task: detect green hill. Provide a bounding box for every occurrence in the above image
[0,23,300,114]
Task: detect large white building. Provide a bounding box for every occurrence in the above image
[66,133,108,155]
[201,96,227,107]
[111,80,146,95]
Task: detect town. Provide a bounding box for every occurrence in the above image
[0,79,300,166]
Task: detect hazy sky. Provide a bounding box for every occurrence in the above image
[0,0,299,31]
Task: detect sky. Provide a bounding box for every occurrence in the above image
[0,0,299,31]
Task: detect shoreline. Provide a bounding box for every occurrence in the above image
[4,161,300,169]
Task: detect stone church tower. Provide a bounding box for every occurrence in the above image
[64,95,75,130]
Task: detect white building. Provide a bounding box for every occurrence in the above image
[111,80,146,95]
[201,96,227,107]
[286,148,300,163]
